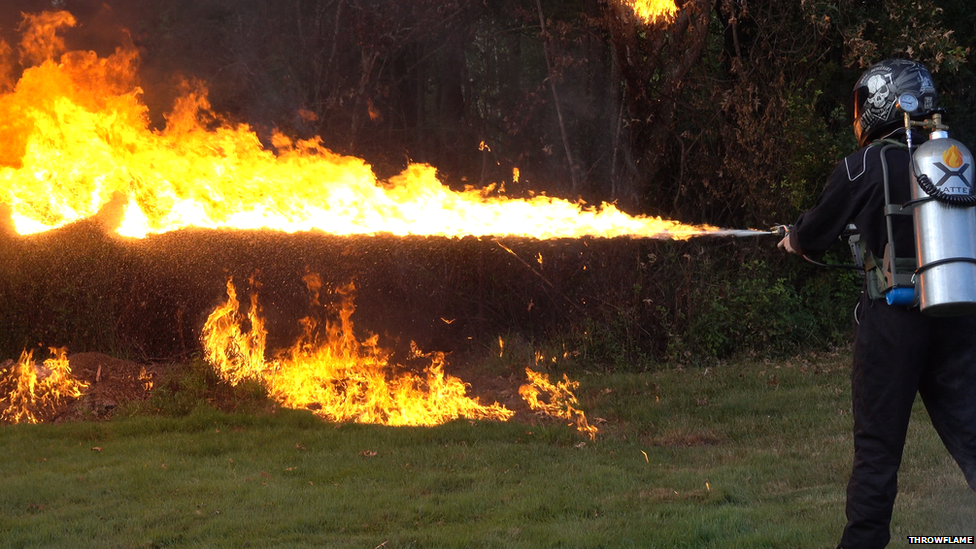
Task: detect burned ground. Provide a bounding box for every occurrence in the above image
[57,352,157,420]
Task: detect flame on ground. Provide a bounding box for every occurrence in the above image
[520,367,598,440]
[0,347,88,424]
[1,10,718,240]
[201,276,516,426]
[202,277,598,436]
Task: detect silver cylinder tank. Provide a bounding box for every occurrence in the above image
[911,132,976,316]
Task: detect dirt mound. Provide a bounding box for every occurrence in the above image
[62,353,159,420]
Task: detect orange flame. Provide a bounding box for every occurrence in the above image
[0,347,88,424]
[201,277,515,426]
[1,11,718,240]
[17,11,76,67]
[620,0,678,24]
[519,367,598,439]
[943,145,964,169]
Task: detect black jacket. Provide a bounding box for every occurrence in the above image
[789,137,917,262]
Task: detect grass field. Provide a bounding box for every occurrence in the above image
[1,351,974,548]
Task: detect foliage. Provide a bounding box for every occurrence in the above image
[0,225,860,373]
[655,254,856,366]
[547,240,859,370]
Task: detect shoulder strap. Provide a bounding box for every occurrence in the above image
[873,138,908,150]
[877,143,916,291]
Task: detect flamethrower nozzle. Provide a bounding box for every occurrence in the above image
[770,224,791,237]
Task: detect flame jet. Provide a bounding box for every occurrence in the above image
[0,10,740,241]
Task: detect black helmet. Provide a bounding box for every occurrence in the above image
[852,59,939,147]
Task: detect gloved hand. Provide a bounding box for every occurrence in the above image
[777,233,799,255]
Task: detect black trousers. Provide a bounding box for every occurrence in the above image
[840,293,976,548]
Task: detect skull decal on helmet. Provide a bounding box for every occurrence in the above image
[866,74,891,109]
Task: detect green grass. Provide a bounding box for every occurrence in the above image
[1,352,973,548]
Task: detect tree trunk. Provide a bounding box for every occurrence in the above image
[536,0,580,196]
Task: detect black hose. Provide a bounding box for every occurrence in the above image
[914,172,976,207]
[772,225,862,271]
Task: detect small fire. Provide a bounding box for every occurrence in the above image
[0,347,88,424]
[519,368,598,440]
[202,276,515,426]
[619,0,678,24]
[1,10,719,240]
[202,277,598,435]
[943,145,964,169]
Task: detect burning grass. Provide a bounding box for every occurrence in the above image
[200,276,517,428]
[197,275,596,436]
[0,347,86,424]
[0,352,972,548]
[0,351,156,424]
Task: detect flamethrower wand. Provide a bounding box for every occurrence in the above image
[648,224,864,272]
[768,224,864,272]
